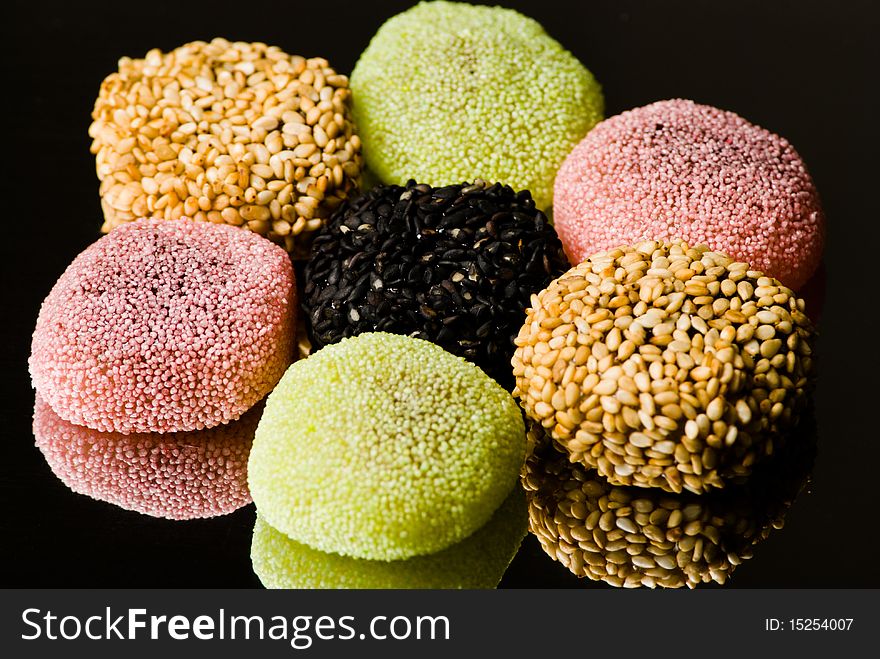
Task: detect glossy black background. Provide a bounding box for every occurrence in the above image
[2,0,877,588]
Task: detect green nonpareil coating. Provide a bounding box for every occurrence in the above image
[247,332,526,560]
[351,0,603,209]
[251,487,528,589]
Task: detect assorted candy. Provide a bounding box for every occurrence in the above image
[28,1,824,589]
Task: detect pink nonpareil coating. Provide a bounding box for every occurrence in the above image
[33,395,259,520]
[553,99,825,289]
[29,219,296,434]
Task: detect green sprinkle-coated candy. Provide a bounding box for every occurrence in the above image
[248,332,526,560]
[351,0,604,209]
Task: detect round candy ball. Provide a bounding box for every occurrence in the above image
[511,240,816,494]
[303,180,570,388]
[248,332,526,561]
[33,394,258,520]
[89,38,363,256]
[30,219,296,434]
[350,1,603,210]
[522,419,813,588]
[251,488,527,589]
[553,99,824,290]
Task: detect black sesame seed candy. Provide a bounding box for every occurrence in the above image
[303,180,570,388]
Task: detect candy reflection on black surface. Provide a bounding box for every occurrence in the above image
[522,415,815,588]
[251,488,528,589]
[33,395,261,520]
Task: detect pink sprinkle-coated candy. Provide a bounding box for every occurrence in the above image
[29,219,296,434]
[33,394,259,520]
[553,99,824,289]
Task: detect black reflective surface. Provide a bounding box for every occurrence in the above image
[2,0,878,587]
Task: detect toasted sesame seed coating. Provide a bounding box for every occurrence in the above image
[248,332,526,561]
[553,99,824,290]
[29,219,296,434]
[89,38,363,256]
[351,1,603,210]
[512,239,816,493]
[33,394,258,520]
[251,487,527,589]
